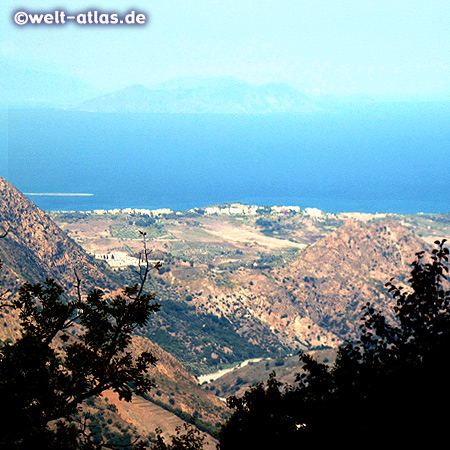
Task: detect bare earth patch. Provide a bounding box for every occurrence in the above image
[202,222,306,250]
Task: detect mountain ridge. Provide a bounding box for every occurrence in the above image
[173,217,427,351]
[73,78,320,114]
[0,177,118,297]
[0,177,229,439]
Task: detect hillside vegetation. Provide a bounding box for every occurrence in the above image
[51,204,450,376]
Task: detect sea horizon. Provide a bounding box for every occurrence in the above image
[5,105,450,216]
[25,193,449,216]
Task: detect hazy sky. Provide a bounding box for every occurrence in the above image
[2,0,450,97]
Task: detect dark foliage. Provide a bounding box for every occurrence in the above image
[152,424,206,450]
[219,240,450,448]
[218,372,299,449]
[0,239,161,450]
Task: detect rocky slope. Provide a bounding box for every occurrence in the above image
[52,205,433,372]
[0,177,117,295]
[0,177,122,341]
[0,177,228,440]
[252,218,426,344]
[150,217,428,354]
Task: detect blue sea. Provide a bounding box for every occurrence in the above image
[3,102,450,214]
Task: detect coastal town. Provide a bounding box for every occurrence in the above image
[57,202,323,218]
[54,203,328,271]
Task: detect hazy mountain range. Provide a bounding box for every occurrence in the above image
[3,59,448,112]
[1,62,321,113]
[1,61,96,108]
[73,78,321,114]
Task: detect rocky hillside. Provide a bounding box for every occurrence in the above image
[251,218,427,344]
[0,177,228,440]
[52,205,434,373]
[0,177,118,296]
[138,216,428,356]
[0,177,123,341]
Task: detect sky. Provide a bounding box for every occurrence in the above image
[1,0,450,98]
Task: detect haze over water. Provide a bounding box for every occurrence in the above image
[6,102,450,214]
[2,1,450,216]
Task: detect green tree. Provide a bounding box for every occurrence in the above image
[0,236,161,449]
[219,240,450,448]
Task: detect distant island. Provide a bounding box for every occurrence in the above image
[72,77,321,114]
